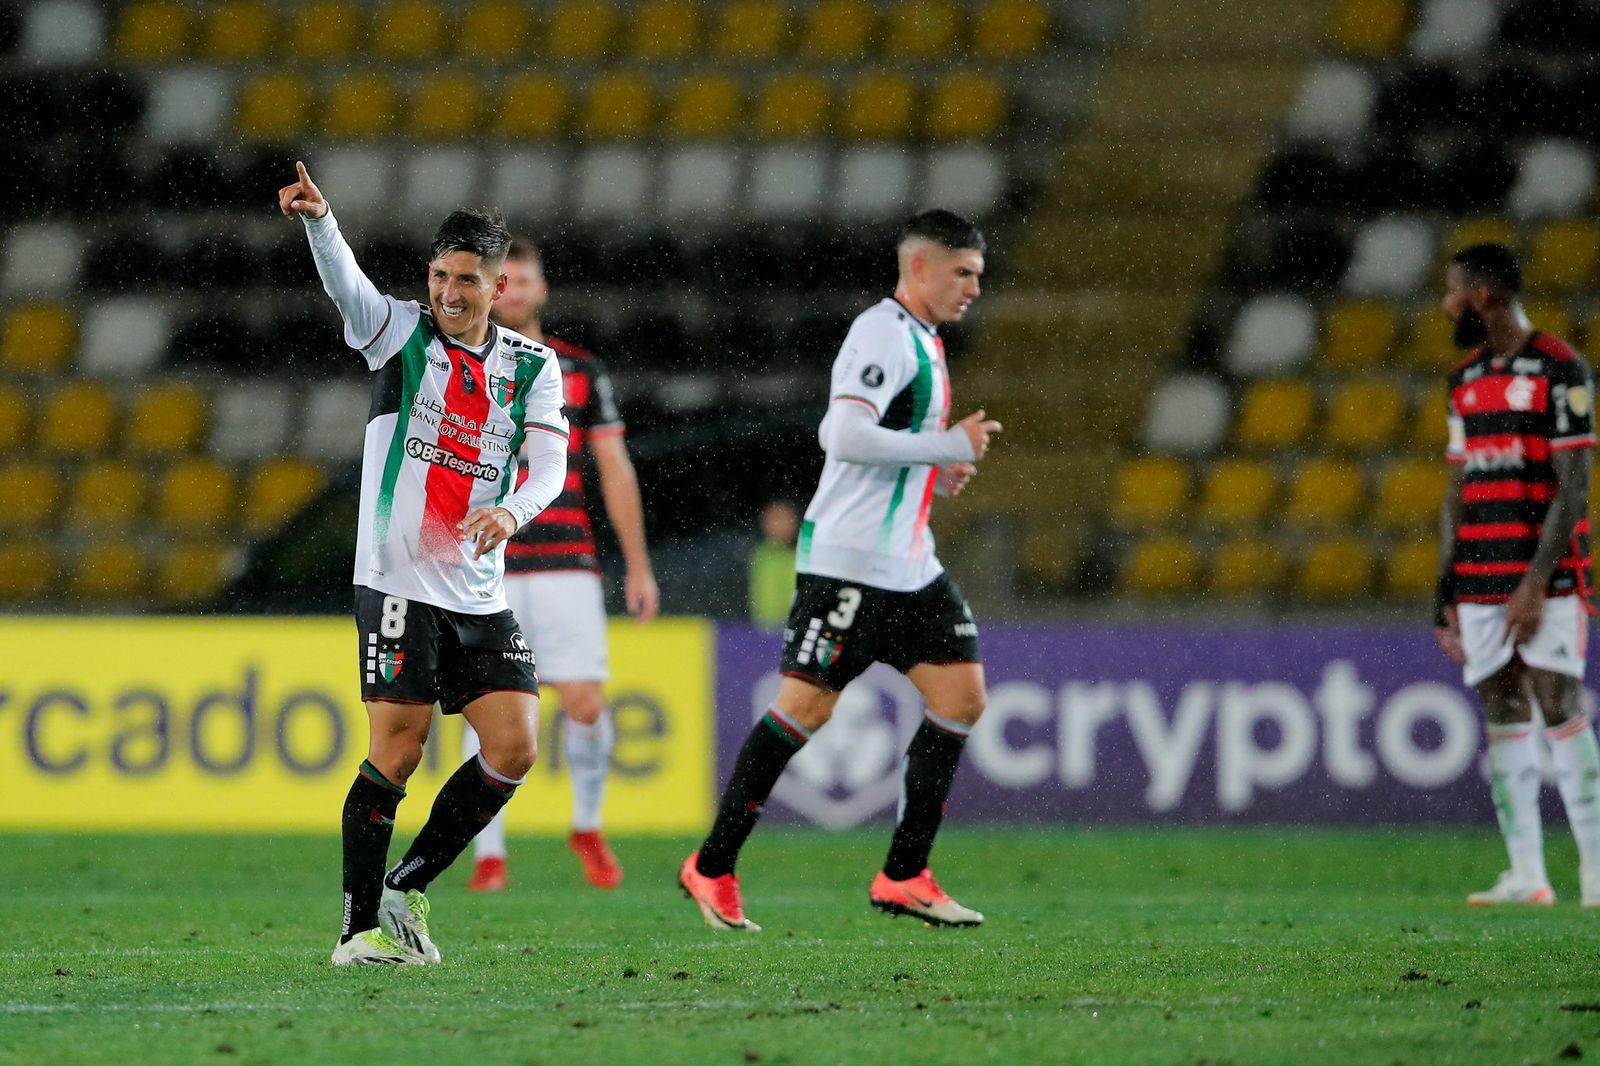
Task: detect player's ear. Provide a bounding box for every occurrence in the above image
[494,272,508,298]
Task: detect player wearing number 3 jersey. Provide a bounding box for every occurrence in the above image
[680,210,1001,932]
[278,162,569,967]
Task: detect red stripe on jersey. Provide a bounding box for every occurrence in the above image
[1456,557,1593,576]
[913,467,937,552]
[535,507,591,526]
[420,349,491,555]
[1452,374,1549,415]
[1462,433,1551,462]
[504,542,593,557]
[1459,522,1540,540]
[1464,481,1556,503]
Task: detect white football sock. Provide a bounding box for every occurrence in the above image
[567,710,615,833]
[1487,721,1548,886]
[461,724,508,861]
[1547,714,1600,876]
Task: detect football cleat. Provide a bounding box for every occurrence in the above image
[380,887,442,964]
[679,852,760,932]
[330,928,424,967]
[569,830,623,890]
[467,856,509,893]
[1467,870,1556,908]
[870,869,984,928]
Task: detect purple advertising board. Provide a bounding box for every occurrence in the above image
[715,624,1597,826]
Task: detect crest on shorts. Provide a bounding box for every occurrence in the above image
[490,375,517,408]
[815,637,844,668]
[377,650,405,682]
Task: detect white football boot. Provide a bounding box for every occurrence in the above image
[331,928,424,967]
[380,887,442,964]
[1467,870,1556,907]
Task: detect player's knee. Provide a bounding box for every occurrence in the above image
[941,688,987,727]
[561,684,606,726]
[374,739,425,784]
[483,734,537,780]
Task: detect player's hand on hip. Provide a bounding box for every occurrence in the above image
[278,160,328,220]
[627,567,660,624]
[938,463,977,497]
[1435,605,1465,664]
[956,409,1002,460]
[460,507,518,559]
[1503,581,1544,646]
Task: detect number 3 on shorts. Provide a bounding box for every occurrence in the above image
[827,587,861,629]
[380,595,408,638]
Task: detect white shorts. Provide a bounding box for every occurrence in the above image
[1458,595,1589,687]
[504,571,609,683]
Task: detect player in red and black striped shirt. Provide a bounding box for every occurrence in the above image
[461,239,659,892]
[1434,243,1600,907]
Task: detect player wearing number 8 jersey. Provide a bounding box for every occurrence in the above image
[278,162,569,966]
[680,210,1002,931]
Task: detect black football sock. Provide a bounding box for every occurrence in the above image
[695,708,810,878]
[385,755,520,894]
[341,760,405,942]
[883,715,970,881]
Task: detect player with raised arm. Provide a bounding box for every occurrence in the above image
[679,209,1000,931]
[1433,243,1600,908]
[461,239,659,893]
[277,163,571,966]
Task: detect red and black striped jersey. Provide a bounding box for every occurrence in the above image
[1445,331,1596,604]
[505,336,624,575]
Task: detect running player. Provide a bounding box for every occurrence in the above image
[1433,243,1600,908]
[678,209,1001,931]
[278,163,570,966]
[461,239,659,893]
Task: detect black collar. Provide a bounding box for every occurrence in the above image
[891,297,938,338]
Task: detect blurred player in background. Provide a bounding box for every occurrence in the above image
[679,209,1001,931]
[1433,243,1600,908]
[461,239,659,893]
[280,164,570,965]
[748,499,799,631]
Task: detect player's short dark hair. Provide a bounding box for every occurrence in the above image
[1450,243,1522,296]
[506,237,540,264]
[430,208,512,271]
[899,209,986,254]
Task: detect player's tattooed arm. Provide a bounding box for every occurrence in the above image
[1434,464,1466,663]
[1505,448,1592,644]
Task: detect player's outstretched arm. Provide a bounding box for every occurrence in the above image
[280,161,393,357]
[592,434,659,622]
[820,401,998,467]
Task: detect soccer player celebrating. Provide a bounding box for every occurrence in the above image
[460,239,659,893]
[679,209,1001,931]
[1434,243,1600,908]
[278,163,570,966]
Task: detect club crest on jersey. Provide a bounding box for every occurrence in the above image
[860,364,885,387]
[490,375,517,408]
[1506,376,1537,411]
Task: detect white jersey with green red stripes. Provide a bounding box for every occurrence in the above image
[799,298,953,592]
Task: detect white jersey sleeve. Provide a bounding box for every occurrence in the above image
[828,312,917,420]
[302,210,417,370]
[819,312,972,465]
[499,351,570,529]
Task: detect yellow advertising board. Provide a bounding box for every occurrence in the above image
[0,617,713,834]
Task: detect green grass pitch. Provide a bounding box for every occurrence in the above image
[3,828,1599,1065]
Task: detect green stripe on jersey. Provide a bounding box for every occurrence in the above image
[797,519,815,569]
[875,331,935,553]
[374,318,433,546]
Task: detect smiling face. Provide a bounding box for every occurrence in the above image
[903,241,985,325]
[427,250,506,343]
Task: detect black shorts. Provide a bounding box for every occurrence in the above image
[780,572,981,691]
[355,586,539,715]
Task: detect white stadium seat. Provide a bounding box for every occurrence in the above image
[572,146,652,221]
[300,381,370,461]
[924,146,1007,218]
[20,0,103,64]
[660,145,743,222]
[401,149,483,220]
[1342,215,1435,298]
[311,148,396,220]
[833,146,917,221]
[211,382,292,460]
[1509,139,1597,220]
[1225,294,1317,377]
[489,149,565,220]
[1287,62,1376,143]
[748,146,830,220]
[2,222,83,296]
[77,297,172,377]
[1143,374,1231,455]
[144,70,234,144]
[1410,0,1499,60]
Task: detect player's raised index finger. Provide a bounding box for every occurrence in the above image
[296,160,312,187]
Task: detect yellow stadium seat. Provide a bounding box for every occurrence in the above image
[0,462,60,533]
[74,544,145,601]
[1195,459,1277,529]
[245,459,323,535]
[633,0,698,59]
[1524,300,1574,343]
[841,71,916,140]
[292,1,362,60]
[1331,0,1410,56]
[926,72,1007,141]
[974,0,1050,58]
[0,540,54,601]
[801,0,876,59]
[1122,534,1201,597]
[1526,220,1600,293]
[1374,458,1447,530]
[583,73,653,140]
[326,75,400,139]
[1232,379,1315,450]
[412,74,484,139]
[1109,456,1191,529]
[1411,382,1451,453]
[547,0,617,60]
[1299,536,1376,601]
[495,75,568,139]
[0,387,28,451]
[115,0,189,61]
[1441,217,1517,263]
[157,459,236,532]
[127,384,207,457]
[158,541,234,605]
[41,382,116,458]
[1285,459,1366,527]
[202,0,274,61]
[67,462,146,530]
[1385,536,1438,598]
[713,0,786,59]
[755,73,831,138]
[668,74,743,139]
[459,0,531,59]
[1400,310,1461,374]
[1321,301,1398,370]
[374,0,446,59]
[1211,538,1288,596]
[886,0,961,58]
[237,73,311,141]
[1325,377,1406,451]
[0,303,75,375]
